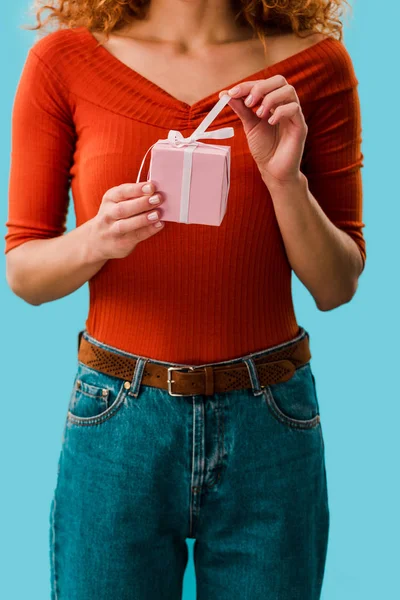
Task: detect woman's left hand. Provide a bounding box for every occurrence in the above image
[219,75,308,187]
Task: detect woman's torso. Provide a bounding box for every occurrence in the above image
[9,26,345,364]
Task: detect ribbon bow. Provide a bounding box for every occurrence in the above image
[166,124,234,148]
[136,93,234,223]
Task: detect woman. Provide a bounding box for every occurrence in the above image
[5,0,365,598]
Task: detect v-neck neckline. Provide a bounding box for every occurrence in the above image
[80,26,334,112]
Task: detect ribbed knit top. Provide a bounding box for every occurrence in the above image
[5,26,366,364]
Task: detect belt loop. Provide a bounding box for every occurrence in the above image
[128,357,148,397]
[204,366,214,396]
[242,357,264,396]
[78,329,84,351]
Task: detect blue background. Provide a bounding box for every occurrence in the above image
[1,1,399,598]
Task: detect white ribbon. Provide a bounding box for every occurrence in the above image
[136,93,234,223]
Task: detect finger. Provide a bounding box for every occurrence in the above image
[103,181,157,203]
[134,221,165,243]
[250,84,299,117]
[110,194,163,221]
[221,75,288,102]
[268,102,306,128]
[112,209,163,236]
[218,80,264,99]
[115,219,165,246]
[220,96,260,130]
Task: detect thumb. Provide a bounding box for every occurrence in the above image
[219,91,259,130]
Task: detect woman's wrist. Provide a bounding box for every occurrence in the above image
[81,218,110,268]
[260,169,309,198]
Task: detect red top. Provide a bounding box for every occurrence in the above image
[5,27,366,364]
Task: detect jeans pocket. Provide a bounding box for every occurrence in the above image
[262,363,321,430]
[67,362,129,427]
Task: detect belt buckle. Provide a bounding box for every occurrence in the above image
[167,365,199,396]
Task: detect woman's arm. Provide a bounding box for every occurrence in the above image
[4,46,101,305]
[264,173,364,311]
[4,46,166,305]
[4,46,78,292]
[6,220,107,305]
[222,39,366,311]
[6,179,166,306]
[278,52,366,311]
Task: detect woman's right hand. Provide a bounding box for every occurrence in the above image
[86,181,165,262]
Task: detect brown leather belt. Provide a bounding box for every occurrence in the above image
[77,332,311,397]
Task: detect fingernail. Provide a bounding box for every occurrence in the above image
[256,105,264,117]
[142,182,154,194]
[268,115,275,124]
[149,194,160,204]
[153,221,164,228]
[244,94,253,107]
[228,85,240,96]
[147,211,159,221]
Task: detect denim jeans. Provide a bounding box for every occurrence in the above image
[50,325,329,599]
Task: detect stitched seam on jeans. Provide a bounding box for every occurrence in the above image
[217,397,221,472]
[74,387,110,400]
[50,497,58,599]
[189,397,196,537]
[67,387,127,426]
[207,398,223,488]
[221,400,225,468]
[263,387,320,430]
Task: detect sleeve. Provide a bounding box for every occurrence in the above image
[4,48,76,254]
[300,44,366,272]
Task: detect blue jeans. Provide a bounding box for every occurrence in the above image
[50,326,329,599]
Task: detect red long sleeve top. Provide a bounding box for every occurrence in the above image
[4,27,366,364]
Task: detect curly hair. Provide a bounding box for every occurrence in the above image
[25,1,350,48]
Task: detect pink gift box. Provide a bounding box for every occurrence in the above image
[136,94,234,226]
